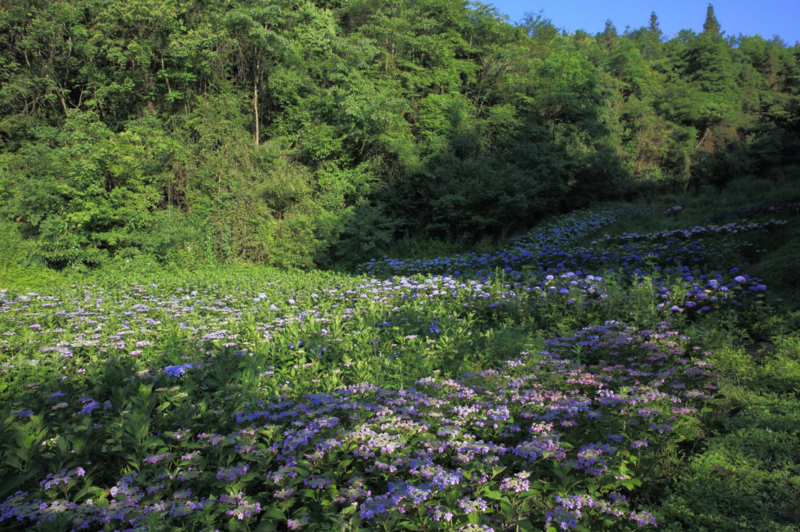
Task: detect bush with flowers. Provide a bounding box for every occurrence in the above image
[0,202,795,531]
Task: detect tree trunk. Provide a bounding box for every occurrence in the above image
[161,54,172,95]
[254,81,259,147]
[695,127,710,150]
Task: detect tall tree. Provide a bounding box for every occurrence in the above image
[671,5,739,131]
[649,12,661,37]
[703,4,721,35]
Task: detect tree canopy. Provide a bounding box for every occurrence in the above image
[0,1,798,269]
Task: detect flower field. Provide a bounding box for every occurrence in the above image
[0,204,796,532]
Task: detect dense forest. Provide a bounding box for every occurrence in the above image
[1,0,798,270]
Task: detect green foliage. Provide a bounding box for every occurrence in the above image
[656,338,800,531]
[0,220,31,272]
[0,0,799,270]
[331,201,403,266]
[0,221,62,287]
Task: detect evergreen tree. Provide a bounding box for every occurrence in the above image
[649,12,662,39]
[703,4,721,35]
[599,20,618,51]
[670,5,739,130]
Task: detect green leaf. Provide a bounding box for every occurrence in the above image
[4,455,22,471]
[483,489,503,500]
[0,475,28,498]
[515,519,536,532]
[262,507,285,521]
[500,500,515,520]
[492,465,507,478]
[256,520,278,532]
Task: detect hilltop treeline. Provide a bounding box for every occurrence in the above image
[0,1,798,269]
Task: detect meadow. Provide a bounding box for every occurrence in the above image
[1,192,799,532]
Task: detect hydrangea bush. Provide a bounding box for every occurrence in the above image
[0,205,788,531]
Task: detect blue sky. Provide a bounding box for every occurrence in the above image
[484,0,800,44]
